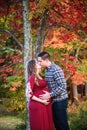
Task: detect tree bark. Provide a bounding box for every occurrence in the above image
[23,0,32,130]
[72,85,78,99]
[35,9,48,57]
[85,82,87,96]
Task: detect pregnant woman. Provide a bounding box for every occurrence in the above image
[26,59,54,130]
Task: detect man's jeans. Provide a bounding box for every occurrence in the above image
[52,98,70,130]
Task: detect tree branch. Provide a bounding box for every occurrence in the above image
[0,47,23,55]
[4,30,23,49]
[35,9,49,57]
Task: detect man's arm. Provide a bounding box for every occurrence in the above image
[39,91,51,100]
[39,66,67,100]
[50,67,67,97]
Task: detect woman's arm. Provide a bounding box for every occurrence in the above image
[31,95,49,105]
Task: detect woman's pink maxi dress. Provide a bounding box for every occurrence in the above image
[28,75,54,130]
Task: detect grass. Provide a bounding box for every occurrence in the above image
[0,116,23,130]
[0,104,25,130]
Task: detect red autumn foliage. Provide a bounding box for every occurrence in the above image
[71,71,85,86]
[9,87,16,91]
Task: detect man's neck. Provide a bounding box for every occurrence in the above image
[47,61,52,68]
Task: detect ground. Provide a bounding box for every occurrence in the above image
[0,104,24,130]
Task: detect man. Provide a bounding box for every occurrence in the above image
[37,52,70,130]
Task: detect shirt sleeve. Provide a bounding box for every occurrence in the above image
[29,75,35,90]
[26,75,35,100]
[50,67,67,97]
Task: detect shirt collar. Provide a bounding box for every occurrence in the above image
[46,62,54,70]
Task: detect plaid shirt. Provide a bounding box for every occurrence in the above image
[45,63,68,102]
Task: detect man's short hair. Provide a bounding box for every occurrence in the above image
[38,52,50,60]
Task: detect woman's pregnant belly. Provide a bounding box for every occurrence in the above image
[33,87,50,98]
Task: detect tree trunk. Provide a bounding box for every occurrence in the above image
[23,0,32,130]
[85,82,87,96]
[35,9,48,57]
[72,84,79,105]
[72,85,78,99]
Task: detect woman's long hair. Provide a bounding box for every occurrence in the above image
[27,59,36,78]
[27,59,38,85]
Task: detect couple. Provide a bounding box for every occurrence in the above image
[27,52,70,130]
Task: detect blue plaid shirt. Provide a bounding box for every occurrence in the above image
[45,63,68,102]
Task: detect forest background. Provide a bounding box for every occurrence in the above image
[0,0,87,130]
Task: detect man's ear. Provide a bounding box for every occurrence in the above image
[46,59,49,62]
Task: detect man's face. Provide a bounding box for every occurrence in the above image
[37,57,47,68]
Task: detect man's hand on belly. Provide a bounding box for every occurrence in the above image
[39,91,50,100]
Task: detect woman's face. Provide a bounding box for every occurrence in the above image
[35,61,41,69]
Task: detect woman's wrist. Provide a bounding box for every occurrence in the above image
[39,98,43,103]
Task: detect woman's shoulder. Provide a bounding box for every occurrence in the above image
[29,75,35,78]
[28,75,35,82]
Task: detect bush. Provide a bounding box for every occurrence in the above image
[69,101,87,130]
[15,123,26,130]
[2,76,26,112]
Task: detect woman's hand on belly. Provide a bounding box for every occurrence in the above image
[39,90,50,100]
[41,99,50,105]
